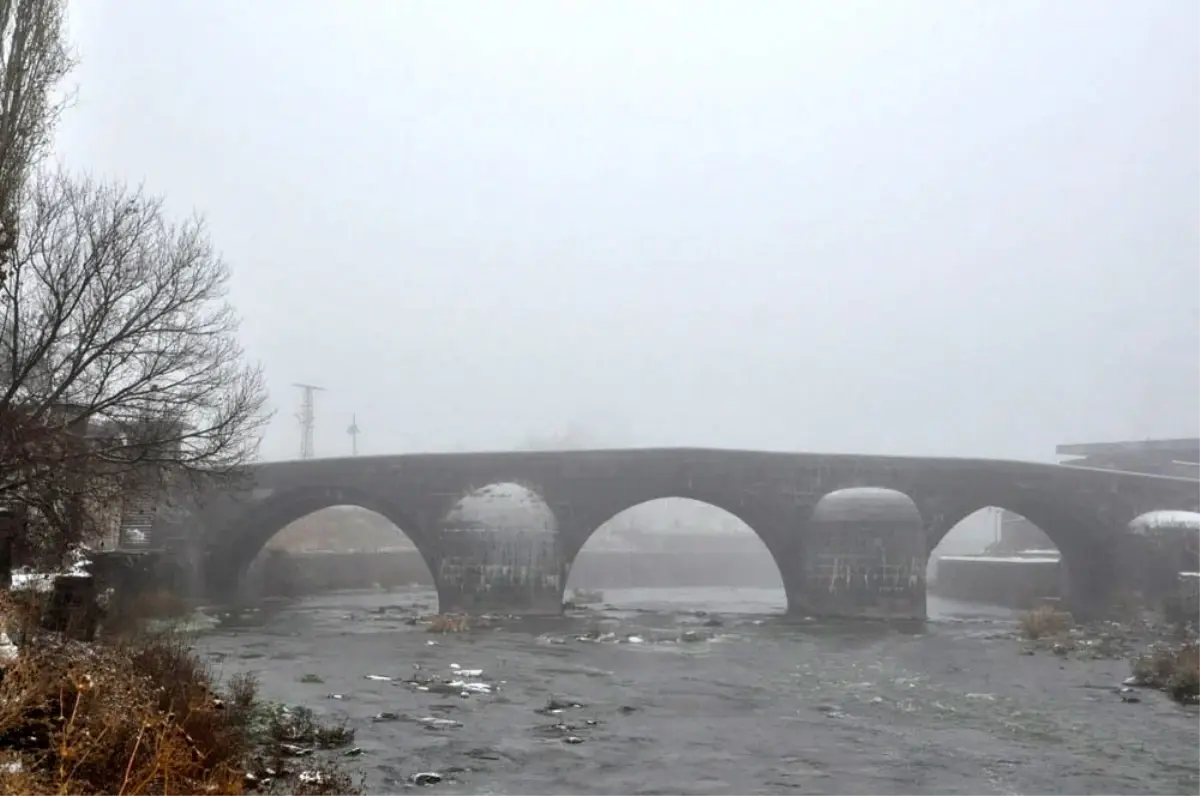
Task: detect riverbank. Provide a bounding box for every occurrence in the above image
[0,588,364,795]
[1014,604,1199,705]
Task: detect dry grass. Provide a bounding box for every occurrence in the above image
[1130,641,1200,704]
[426,614,470,634]
[0,596,362,794]
[0,589,49,646]
[1018,605,1073,640]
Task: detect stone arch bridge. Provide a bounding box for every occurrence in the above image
[177,448,1198,619]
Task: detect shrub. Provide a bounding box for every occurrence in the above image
[0,631,362,794]
[1131,641,1200,704]
[1018,605,1073,640]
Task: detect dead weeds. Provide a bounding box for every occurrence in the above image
[1018,605,1074,641]
[1130,641,1200,704]
[0,599,362,795]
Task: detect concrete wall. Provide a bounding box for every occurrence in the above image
[930,556,1061,608]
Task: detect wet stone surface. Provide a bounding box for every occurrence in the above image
[195,588,1200,795]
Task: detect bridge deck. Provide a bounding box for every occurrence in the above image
[250,447,1200,484]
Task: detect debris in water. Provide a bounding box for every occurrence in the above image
[326,693,345,700]
[279,743,314,757]
[536,696,584,715]
[344,747,364,757]
[365,674,393,682]
[419,716,462,730]
[372,711,401,722]
[815,705,847,719]
[625,635,645,644]
[965,693,996,701]
[410,772,443,786]
[449,663,484,677]
[450,680,492,694]
[467,748,501,761]
[564,735,585,744]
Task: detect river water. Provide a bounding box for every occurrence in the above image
[192,587,1199,795]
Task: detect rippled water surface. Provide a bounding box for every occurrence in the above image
[194,588,1199,795]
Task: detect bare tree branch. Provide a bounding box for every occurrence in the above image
[0,169,271,567]
[0,0,74,288]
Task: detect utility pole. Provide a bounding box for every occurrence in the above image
[347,413,361,456]
[293,383,325,459]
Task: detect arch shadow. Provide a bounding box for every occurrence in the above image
[560,495,791,610]
[211,486,437,596]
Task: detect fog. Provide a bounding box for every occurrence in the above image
[57,0,1199,462]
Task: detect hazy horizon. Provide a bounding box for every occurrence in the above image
[56,0,1200,463]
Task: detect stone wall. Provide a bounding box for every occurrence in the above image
[796,520,926,620]
[434,525,561,614]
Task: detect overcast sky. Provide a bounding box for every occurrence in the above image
[56,0,1199,463]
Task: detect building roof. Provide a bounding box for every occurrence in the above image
[1129,510,1200,535]
[1055,438,1200,458]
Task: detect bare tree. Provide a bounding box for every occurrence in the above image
[0,0,73,288]
[0,169,269,567]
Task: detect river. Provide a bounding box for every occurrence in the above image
[192,587,1199,795]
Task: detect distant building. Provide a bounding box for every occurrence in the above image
[996,511,1052,553]
[1056,438,1200,478]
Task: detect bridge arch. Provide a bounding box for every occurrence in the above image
[924,496,1115,616]
[563,497,787,613]
[208,485,437,605]
[927,507,1062,610]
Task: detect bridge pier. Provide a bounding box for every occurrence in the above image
[790,517,927,621]
[1057,556,1122,622]
[434,526,563,615]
